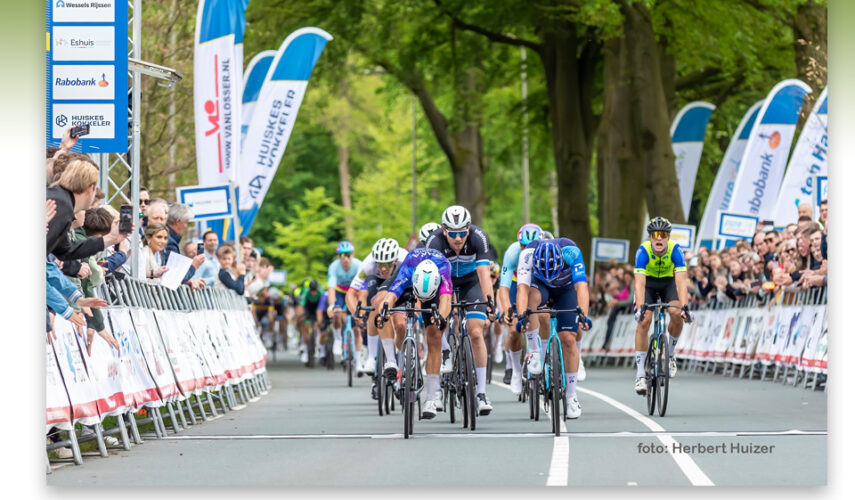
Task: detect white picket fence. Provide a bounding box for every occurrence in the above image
[579,288,827,389]
[47,277,269,469]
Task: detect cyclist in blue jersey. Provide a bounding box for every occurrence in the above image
[425,205,496,415]
[516,238,591,419]
[375,247,453,418]
[327,241,362,360]
[497,223,543,393]
[345,238,408,379]
[418,222,441,248]
[632,217,694,395]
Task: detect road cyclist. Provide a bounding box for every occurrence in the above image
[326,241,362,364]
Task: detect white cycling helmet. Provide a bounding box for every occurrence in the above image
[412,259,441,301]
[542,230,555,240]
[418,222,441,243]
[441,205,471,230]
[372,238,400,264]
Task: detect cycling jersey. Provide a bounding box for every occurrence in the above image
[425,224,491,278]
[386,247,453,299]
[633,240,686,278]
[299,288,323,309]
[350,248,408,290]
[327,257,362,293]
[499,241,523,289]
[517,238,587,288]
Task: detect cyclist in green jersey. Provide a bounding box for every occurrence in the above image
[632,217,694,395]
[298,280,324,364]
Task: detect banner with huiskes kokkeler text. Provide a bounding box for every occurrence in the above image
[237,27,332,236]
[771,86,828,225]
[697,101,763,248]
[728,79,811,221]
[240,50,276,147]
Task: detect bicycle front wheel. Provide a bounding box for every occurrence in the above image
[346,333,354,387]
[658,335,670,417]
[548,337,563,436]
[461,335,477,431]
[377,347,386,417]
[645,340,657,416]
[403,341,417,439]
[484,329,493,385]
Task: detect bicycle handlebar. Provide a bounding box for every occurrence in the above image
[640,302,685,312]
[522,306,592,329]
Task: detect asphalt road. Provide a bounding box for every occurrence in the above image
[47,347,826,486]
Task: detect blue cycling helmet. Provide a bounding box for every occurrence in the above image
[336,241,354,254]
[533,241,563,281]
[517,223,543,246]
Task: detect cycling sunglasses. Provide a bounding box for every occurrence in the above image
[650,231,669,240]
[446,229,469,239]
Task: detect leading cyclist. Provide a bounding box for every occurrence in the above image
[632,216,694,395]
[426,205,496,416]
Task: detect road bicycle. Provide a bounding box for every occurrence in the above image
[640,302,681,417]
[377,302,440,439]
[341,312,357,387]
[355,303,395,416]
[522,306,591,436]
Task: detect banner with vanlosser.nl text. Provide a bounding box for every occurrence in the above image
[237,27,333,236]
[697,101,763,248]
[671,101,715,219]
[771,86,828,225]
[194,0,239,187]
[240,50,277,147]
[728,79,811,220]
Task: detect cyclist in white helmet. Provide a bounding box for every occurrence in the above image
[418,222,441,248]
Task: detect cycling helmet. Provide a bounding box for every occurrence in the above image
[372,238,400,264]
[542,230,555,240]
[418,222,441,243]
[533,241,564,281]
[412,259,441,301]
[309,279,319,291]
[441,205,471,230]
[490,262,500,278]
[268,288,281,300]
[646,216,672,234]
[517,223,543,246]
[336,241,355,254]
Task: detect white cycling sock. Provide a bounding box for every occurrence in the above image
[525,329,540,353]
[441,331,450,352]
[381,338,396,365]
[510,350,522,373]
[505,350,513,369]
[669,336,678,357]
[332,327,342,343]
[635,351,647,378]
[319,345,326,357]
[475,367,487,395]
[367,334,379,362]
[425,374,439,400]
[565,372,578,397]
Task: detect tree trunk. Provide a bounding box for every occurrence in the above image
[337,143,354,241]
[539,23,593,258]
[624,2,685,223]
[598,36,646,250]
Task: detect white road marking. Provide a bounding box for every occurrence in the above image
[546,437,569,486]
[576,386,715,486]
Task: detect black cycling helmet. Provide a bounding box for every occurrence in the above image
[646,216,672,234]
[309,279,319,291]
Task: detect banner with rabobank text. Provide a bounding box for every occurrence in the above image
[240,50,277,147]
[728,79,811,220]
[697,101,763,247]
[194,0,239,187]
[771,87,828,225]
[671,102,715,218]
[237,27,333,236]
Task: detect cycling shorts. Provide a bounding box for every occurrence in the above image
[644,277,679,305]
[530,276,579,333]
[453,272,487,321]
[334,290,347,310]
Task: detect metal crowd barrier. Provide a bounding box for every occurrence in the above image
[47,276,269,470]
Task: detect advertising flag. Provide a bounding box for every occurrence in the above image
[237,27,333,236]
[232,0,251,161]
[671,102,715,218]
[771,86,828,225]
[728,79,811,220]
[240,50,277,147]
[194,0,239,187]
[697,101,763,247]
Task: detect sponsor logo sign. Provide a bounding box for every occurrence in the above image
[176,184,233,221]
[52,65,114,100]
[716,211,758,240]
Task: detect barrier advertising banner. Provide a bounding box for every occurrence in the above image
[697,101,763,247]
[46,334,72,431]
[671,102,715,218]
[106,310,160,409]
[240,50,277,147]
[131,309,180,402]
[728,79,811,220]
[771,87,828,225]
[194,0,239,187]
[238,27,332,235]
[51,316,101,425]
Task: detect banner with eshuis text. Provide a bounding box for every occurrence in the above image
[237,27,333,236]
[771,87,828,225]
[728,79,811,220]
[194,0,240,187]
[671,102,715,219]
[697,101,763,248]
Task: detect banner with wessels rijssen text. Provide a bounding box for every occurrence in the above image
[728,79,811,220]
[237,27,333,236]
[696,101,763,248]
[194,0,240,187]
[671,101,715,219]
[771,87,828,225]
